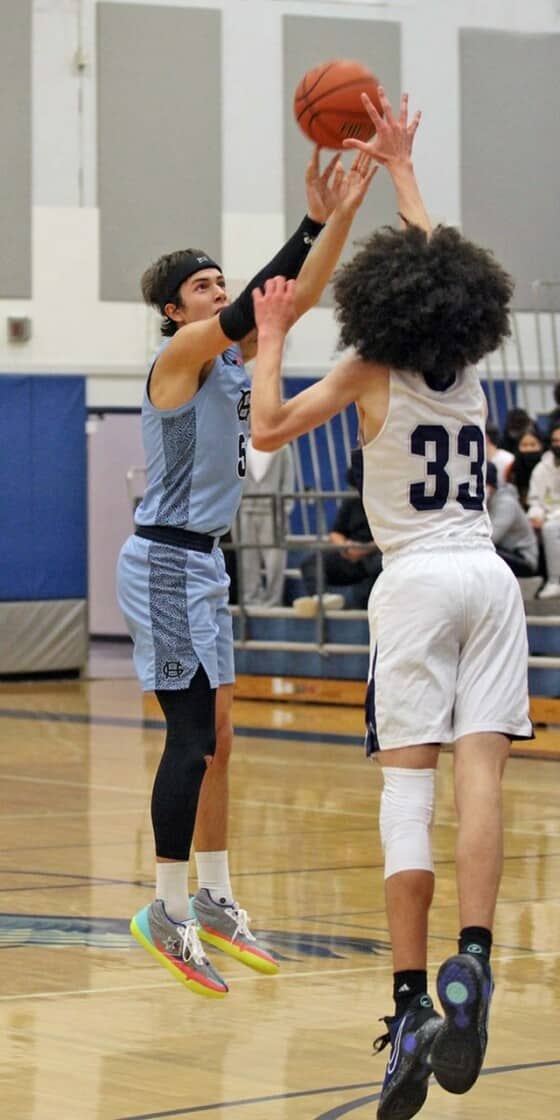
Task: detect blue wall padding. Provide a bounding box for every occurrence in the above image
[0,375,87,601]
[285,378,515,536]
[284,378,359,535]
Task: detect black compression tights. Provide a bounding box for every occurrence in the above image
[152,665,216,861]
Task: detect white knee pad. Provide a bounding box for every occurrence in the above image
[379,767,436,879]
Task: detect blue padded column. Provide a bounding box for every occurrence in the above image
[0,375,87,601]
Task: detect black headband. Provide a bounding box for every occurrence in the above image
[162,251,222,310]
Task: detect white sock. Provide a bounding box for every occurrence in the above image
[155,861,189,923]
[195,850,234,905]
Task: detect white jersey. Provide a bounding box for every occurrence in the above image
[359,367,492,556]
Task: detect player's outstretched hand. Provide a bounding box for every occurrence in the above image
[342,87,421,169]
[252,277,298,341]
[332,150,378,216]
[305,147,346,224]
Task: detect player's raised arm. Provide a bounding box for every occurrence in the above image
[250,277,371,451]
[291,151,377,320]
[149,151,350,380]
[343,87,431,234]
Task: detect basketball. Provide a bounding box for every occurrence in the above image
[294,59,382,150]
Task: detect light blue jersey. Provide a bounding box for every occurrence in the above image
[117,343,250,691]
[135,343,251,536]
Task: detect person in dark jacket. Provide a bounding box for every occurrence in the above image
[294,464,382,613]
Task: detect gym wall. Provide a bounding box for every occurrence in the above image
[460,29,560,311]
[0,0,559,397]
[97,2,222,302]
[0,0,31,299]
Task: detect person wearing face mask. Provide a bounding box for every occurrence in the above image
[500,406,532,454]
[527,422,560,598]
[505,424,544,509]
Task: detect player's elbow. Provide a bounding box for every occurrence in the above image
[251,425,283,452]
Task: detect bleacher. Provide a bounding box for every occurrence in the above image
[230,355,560,721]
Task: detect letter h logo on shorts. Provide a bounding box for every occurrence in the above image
[163,661,185,680]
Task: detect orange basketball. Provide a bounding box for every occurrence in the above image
[294,59,382,150]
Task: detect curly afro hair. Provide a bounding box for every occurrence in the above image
[332,225,514,385]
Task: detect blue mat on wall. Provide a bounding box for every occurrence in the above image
[0,375,87,601]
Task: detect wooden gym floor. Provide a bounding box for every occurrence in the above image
[0,663,559,1119]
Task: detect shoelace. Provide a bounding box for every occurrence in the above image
[373,1015,395,1054]
[225,905,256,943]
[178,919,208,966]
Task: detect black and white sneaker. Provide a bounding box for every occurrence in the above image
[374,994,442,1120]
[430,951,493,1094]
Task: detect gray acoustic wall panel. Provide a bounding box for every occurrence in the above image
[284,16,401,306]
[461,30,560,310]
[0,0,31,297]
[97,4,221,302]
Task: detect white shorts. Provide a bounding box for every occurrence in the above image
[366,545,533,750]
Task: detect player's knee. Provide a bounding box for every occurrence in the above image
[379,767,436,879]
[168,725,215,777]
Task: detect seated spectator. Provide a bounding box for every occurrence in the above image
[486,420,514,484]
[501,406,532,454]
[486,461,539,577]
[238,439,295,606]
[527,421,560,598]
[545,382,560,436]
[293,465,382,615]
[506,423,544,509]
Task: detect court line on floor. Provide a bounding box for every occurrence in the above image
[0,962,395,1002]
[312,1059,560,1120]
[2,707,558,773]
[4,847,559,897]
[2,949,559,1004]
[0,708,362,746]
[110,1059,560,1120]
[0,773,146,795]
[1,796,558,839]
[2,772,558,836]
[113,1080,382,1120]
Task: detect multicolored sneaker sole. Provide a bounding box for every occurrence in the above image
[130,902,228,998]
[190,890,279,975]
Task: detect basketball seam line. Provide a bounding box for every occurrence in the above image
[294,61,336,103]
[296,78,378,122]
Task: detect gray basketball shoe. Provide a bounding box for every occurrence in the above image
[130,899,228,997]
[190,888,279,974]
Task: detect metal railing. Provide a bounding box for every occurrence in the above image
[228,490,371,656]
[126,461,560,668]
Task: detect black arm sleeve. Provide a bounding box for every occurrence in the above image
[219,214,324,342]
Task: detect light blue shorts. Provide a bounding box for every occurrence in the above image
[117,535,235,692]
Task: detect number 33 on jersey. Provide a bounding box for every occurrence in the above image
[358,367,492,557]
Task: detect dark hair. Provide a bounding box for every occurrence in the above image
[554,382,560,407]
[509,427,543,507]
[141,248,208,337]
[505,406,531,435]
[332,224,514,386]
[517,422,543,447]
[485,420,500,446]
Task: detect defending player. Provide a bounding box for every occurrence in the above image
[250,88,532,1118]
[117,149,376,995]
